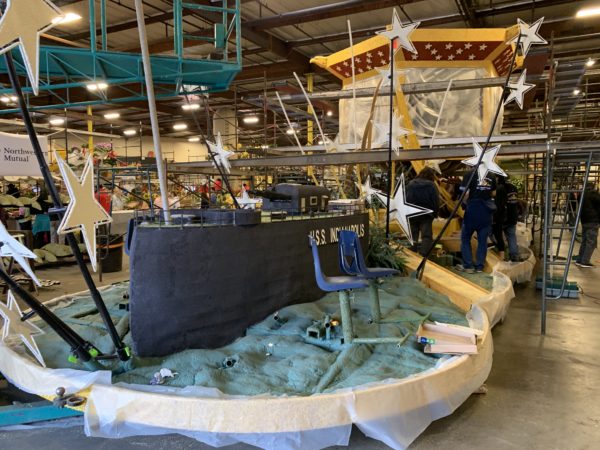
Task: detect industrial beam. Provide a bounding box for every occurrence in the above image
[169,141,581,170]
[244,0,420,30]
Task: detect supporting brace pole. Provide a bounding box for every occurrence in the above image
[4,53,130,362]
[135,0,172,224]
[0,263,101,369]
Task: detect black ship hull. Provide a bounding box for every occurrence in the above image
[128,212,369,356]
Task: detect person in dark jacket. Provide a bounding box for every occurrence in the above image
[457,170,497,273]
[576,183,600,268]
[492,175,521,262]
[406,167,440,256]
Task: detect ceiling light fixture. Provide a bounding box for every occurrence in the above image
[586,58,596,67]
[576,6,600,18]
[52,12,82,25]
[326,110,333,117]
[104,112,120,120]
[173,123,188,131]
[243,116,259,124]
[49,118,65,126]
[286,128,295,135]
[10,96,17,102]
[87,82,108,91]
[188,137,200,142]
[573,88,581,95]
[182,103,200,111]
[0,97,10,103]
[123,129,136,136]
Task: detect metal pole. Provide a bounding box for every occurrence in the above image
[100,0,107,51]
[174,0,183,58]
[385,39,395,240]
[89,0,96,52]
[135,0,172,224]
[541,144,552,334]
[0,265,101,368]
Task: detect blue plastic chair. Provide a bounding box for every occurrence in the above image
[309,236,368,292]
[337,230,399,322]
[309,236,367,344]
[338,230,399,279]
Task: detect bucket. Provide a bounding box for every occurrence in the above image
[98,234,124,273]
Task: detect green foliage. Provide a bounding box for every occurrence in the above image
[510,176,525,194]
[366,224,407,272]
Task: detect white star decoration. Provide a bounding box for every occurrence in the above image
[377,9,419,54]
[207,132,235,174]
[0,290,45,367]
[356,176,381,204]
[0,0,62,95]
[56,154,112,272]
[372,113,410,154]
[504,69,535,109]
[462,139,507,183]
[371,174,432,244]
[512,17,547,58]
[0,221,40,286]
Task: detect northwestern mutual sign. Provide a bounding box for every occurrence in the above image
[0,132,47,177]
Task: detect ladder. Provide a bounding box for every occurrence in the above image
[540,147,596,334]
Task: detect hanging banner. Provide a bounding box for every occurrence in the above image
[0,132,47,176]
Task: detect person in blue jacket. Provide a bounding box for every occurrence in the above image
[406,167,440,256]
[457,170,497,273]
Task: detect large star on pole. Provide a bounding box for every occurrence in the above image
[0,221,40,286]
[373,113,410,154]
[462,139,507,183]
[376,9,419,54]
[0,0,63,95]
[384,174,433,244]
[504,69,535,109]
[511,17,547,58]
[56,154,112,272]
[0,290,45,367]
[207,132,234,173]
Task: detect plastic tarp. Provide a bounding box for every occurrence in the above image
[516,222,533,249]
[0,298,496,450]
[90,306,493,450]
[338,67,503,146]
[473,271,515,328]
[493,246,536,285]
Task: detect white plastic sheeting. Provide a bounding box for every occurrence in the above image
[516,222,533,249]
[493,246,536,285]
[473,271,515,328]
[0,302,497,450]
[84,305,493,450]
[338,67,503,146]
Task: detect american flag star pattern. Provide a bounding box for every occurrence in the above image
[330,41,513,80]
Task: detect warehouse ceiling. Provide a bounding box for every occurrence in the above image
[1,0,600,146]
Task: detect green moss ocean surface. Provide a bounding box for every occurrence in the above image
[32,279,468,396]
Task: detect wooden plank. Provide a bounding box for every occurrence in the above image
[401,249,490,312]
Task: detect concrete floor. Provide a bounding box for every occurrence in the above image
[1,247,599,449]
